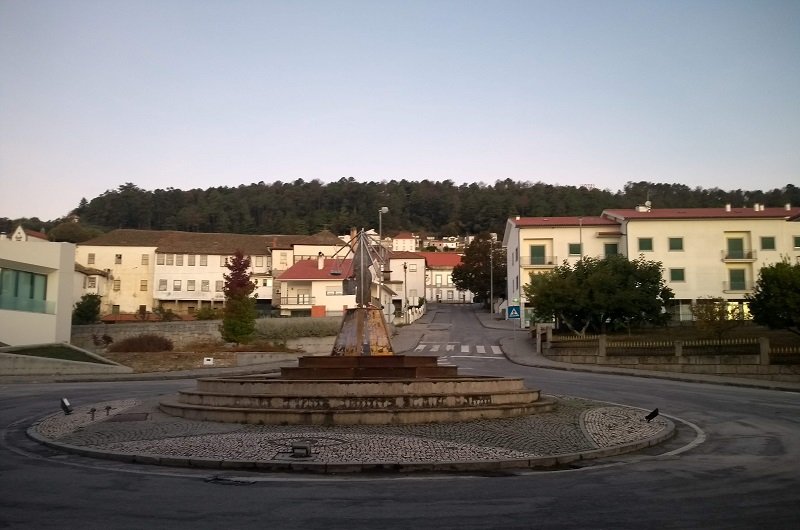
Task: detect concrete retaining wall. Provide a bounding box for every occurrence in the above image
[0,350,133,376]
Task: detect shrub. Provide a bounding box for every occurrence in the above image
[73,294,101,324]
[194,306,222,320]
[107,334,174,352]
[255,317,340,341]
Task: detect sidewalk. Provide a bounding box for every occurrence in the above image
[474,310,800,393]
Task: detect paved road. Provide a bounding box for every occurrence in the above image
[1,304,799,529]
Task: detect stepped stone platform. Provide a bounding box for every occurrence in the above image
[159,355,553,425]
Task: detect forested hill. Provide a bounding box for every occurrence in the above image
[8,180,800,238]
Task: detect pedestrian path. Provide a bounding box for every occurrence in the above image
[413,343,504,355]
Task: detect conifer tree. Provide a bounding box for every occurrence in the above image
[220,250,258,344]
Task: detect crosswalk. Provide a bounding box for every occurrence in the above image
[413,343,503,356]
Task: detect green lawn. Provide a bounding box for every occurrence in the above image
[8,345,115,365]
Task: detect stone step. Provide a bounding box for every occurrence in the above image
[159,395,554,425]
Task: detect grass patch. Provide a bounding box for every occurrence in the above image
[6,345,115,364]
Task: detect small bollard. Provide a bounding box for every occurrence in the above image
[105,405,113,416]
[89,407,97,420]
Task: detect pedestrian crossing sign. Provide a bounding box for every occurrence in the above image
[507,306,521,319]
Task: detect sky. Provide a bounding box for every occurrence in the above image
[1,0,798,221]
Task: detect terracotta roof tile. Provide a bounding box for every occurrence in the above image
[278,258,355,281]
[603,206,800,220]
[417,252,463,268]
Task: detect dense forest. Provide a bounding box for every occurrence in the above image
[3,179,799,240]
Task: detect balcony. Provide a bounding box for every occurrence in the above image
[722,281,753,293]
[520,255,558,267]
[278,295,315,307]
[721,249,757,262]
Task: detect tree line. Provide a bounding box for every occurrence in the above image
[3,180,799,241]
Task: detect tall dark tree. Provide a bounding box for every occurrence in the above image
[220,250,258,344]
[747,259,800,336]
[452,235,507,307]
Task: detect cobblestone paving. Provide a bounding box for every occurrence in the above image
[32,395,670,465]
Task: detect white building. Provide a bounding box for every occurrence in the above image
[0,229,75,346]
[387,251,427,317]
[503,204,800,324]
[417,252,474,304]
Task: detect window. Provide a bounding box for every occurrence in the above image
[0,268,47,313]
[435,274,442,286]
[188,254,196,266]
[729,269,746,291]
[187,280,195,291]
[199,254,208,266]
[638,238,653,252]
[447,291,454,300]
[173,280,182,291]
[88,253,95,265]
[158,279,167,291]
[529,245,546,265]
[166,254,174,266]
[262,278,273,287]
[668,237,683,251]
[326,285,343,296]
[176,254,184,266]
[761,237,776,251]
[215,280,224,292]
[255,256,264,267]
[156,253,165,265]
[409,263,417,272]
[87,277,96,289]
[669,268,685,282]
[140,280,148,291]
[794,236,800,249]
[141,254,149,265]
[604,243,618,257]
[114,254,122,264]
[201,280,210,292]
[409,289,417,301]
[568,243,582,256]
[113,279,121,291]
[220,256,227,266]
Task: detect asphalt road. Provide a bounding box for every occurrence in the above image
[1,305,798,529]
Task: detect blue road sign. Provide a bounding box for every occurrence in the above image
[507,306,521,319]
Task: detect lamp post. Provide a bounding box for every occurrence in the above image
[378,206,389,319]
[403,262,408,324]
[489,243,494,314]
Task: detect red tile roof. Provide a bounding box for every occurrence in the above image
[603,206,800,220]
[509,216,619,228]
[393,231,415,239]
[278,258,355,280]
[24,228,49,240]
[388,251,424,259]
[417,252,463,268]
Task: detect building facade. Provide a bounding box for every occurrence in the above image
[504,204,800,325]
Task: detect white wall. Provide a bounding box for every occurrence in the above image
[0,240,74,346]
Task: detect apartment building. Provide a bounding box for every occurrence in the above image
[387,251,427,314]
[503,204,800,324]
[417,252,474,303]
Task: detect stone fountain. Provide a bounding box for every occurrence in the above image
[160,231,552,425]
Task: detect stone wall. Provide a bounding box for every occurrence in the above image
[542,335,800,382]
[72,321,222,352]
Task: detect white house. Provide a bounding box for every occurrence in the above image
[0,231,75,346]
[387,251,427,317]
[417,252,474,304]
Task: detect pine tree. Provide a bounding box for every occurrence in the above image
[220,250,258,344]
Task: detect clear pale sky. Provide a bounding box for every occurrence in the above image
[1,0,798,221]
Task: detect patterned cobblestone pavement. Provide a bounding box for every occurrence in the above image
[31,395,673,472]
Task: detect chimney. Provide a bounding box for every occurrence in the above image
[317,252,325,270]
[786,203,792,211]
[754,203,760,212]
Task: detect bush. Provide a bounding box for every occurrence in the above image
[107,334,174,352]
[194,307,222,320]
[255,317,340,341]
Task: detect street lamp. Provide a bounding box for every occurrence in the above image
[489,243,494,314]
[378,206,389,318]
[403,262,408,324]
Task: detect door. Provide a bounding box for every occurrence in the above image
[530,245,546,265]
[727,238,744,259]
